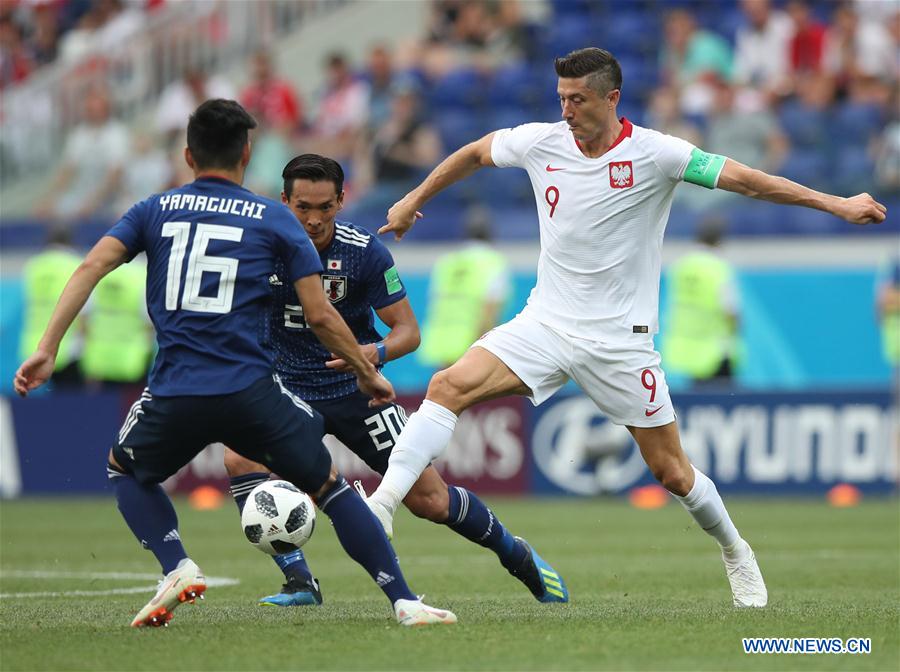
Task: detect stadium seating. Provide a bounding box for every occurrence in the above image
[2,0,892,245]
[778,102,829,150]
[831,103,884,147]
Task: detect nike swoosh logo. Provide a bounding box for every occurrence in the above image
[545,164,566,172]
[645,407,663,417]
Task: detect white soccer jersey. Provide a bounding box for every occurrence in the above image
[491,119,696,340]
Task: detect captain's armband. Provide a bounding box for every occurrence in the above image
[682,148,726,189]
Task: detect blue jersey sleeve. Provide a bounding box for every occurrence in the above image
[106,199,150,258]
[363,237,406,310]
[271,205,323,281]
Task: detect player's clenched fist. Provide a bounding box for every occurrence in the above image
[836,193,888,225]
[357,369,396,406]
[378,198,422,240]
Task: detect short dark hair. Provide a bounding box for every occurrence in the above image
[281,154,345,198]
[554,48,622,95]
[186,99,257,170]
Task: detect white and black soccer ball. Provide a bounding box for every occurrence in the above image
[241,480,316,555]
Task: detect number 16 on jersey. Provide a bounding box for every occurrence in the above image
[162,222,243,314]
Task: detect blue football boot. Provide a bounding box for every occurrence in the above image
[508,537,569,603]
[258,576,323,607]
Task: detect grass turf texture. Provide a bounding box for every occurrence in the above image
[1,496,897,671]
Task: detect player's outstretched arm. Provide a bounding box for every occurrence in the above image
[14,236,128,397]
[716,158,887,225]
[379,132,497,240]
[294,275,395,405]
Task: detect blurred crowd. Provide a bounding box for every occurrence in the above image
[3,0,898,235]
[0,0,155,87]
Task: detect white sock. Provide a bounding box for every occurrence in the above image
[675,465,743,555]
[371,400,458,515]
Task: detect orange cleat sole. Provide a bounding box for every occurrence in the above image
[131,584,206,627]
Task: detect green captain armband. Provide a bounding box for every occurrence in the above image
[683,148,726,189]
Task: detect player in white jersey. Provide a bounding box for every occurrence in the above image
[362,48,887,608]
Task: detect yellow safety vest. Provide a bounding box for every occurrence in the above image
[419,246,509,367]
[882,313,900,365]
[80,263,153,382]
[662,250,739,379]
[19,248,83,369]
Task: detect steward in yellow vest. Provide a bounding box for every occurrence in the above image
[877,258,900,367]
[662,220,741,383]
[80,262,153,384]
[19,233,84,384]
[420,214,511,368]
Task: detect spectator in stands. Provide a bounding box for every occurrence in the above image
[733,0,794,101]
[240,49,304,132]
[0,14,35,88]
[890,10,900,84]
[116,131,172,215]
[873,89,900,191]
[56,0,95,36]
[372,81,442,188]
[823,2,896,104]
[93,0,142,52]
[786,0,826,78]
[659,8,732,116]
[57,4,103,64]
[679,79,788,213]
[310,52,368,167]
[426,0,463,45]
[794,70,837,111]
[35,84,129,222]
[419,207,511,369]
[239,50,303,198]
[357,79,442,213]
[27,1,60,67]
[155,65,235,147]
[853,0,898,25]
[447,0,492,49]
[662,217,742,387]
[19,227,84,388]
[494,0,538,61]
[706,80,788,176]
[243,126,294,199]
[364,44,397,133]
[417,0,526,77]
[645,87,702,147]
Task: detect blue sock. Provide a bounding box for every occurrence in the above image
[445,486,526,570]
[229,472,314,585]
[108,464,187,575]
[318,475,416,604]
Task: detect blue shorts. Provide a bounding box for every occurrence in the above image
[310,390,408,475]
[112,376,331,493]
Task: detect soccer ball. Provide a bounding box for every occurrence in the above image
[241,480,316,555]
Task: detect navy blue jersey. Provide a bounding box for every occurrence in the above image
[266,221,407,401]
[107,177,322,396]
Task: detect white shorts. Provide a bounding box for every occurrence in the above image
[475,312,675,428]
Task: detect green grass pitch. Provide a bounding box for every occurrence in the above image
[1,496,897,671]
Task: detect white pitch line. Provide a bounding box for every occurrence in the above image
[2,570,162,581]
[0,570,239,599]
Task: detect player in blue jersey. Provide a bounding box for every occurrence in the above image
[222,154,568,607]
[13,100,456,628]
